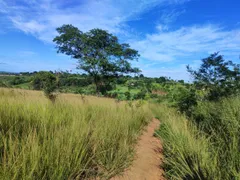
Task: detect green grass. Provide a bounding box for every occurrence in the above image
[192,97,240,179]
[115,85,140,94]
[151,96,240,180]
[14,82,31,89]
[151,105,219,179]
[0,88,152,179]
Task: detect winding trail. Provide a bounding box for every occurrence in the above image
[112,118,164,180]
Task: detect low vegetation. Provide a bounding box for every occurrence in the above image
[0,88,151,179]
[0,71,181,101]
[151,105,220,179]
[153,53,240,179]
[152,96,240,179]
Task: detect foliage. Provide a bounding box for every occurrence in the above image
[116,93,127,101]
[135,88,147,99]
[10,76,26,85]
[124,91,131,100]
[32,71,58,101]
[53,24,140,94]
[0,81,9,88]
[167,84,197,116]
[187,52,240,100]
[0,71,182,100]
[58,72,92,87]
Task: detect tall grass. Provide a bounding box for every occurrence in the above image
[193,97,240,179]
[151,105,219,179]
[152,96,240,179]
[0,88,151,179]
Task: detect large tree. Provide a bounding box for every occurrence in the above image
[187,52,240,100]
[53,24,140,94]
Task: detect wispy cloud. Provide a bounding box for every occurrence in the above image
[17,50,37,57]
[160,9,186,24]
[0,0,189,42]
[130,24,240,62]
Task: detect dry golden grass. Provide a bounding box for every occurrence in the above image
[0,88,152,179]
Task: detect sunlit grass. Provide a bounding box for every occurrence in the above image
[0,88,152,179]
[151,105,219,179]
[152,100,240,180]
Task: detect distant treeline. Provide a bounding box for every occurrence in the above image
[0,70,189,101]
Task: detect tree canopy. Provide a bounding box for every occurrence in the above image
[187,52,240,100]
[53,24,140,94]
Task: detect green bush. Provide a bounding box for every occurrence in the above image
[134,89,147,99]
[32,71,58,101]
[117,93,126,101]
[167,84,197,116]
[124,91,131,100]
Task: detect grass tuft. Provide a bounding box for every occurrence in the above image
[0,88,151,179]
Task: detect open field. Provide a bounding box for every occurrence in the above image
[0,88,152,179]
[1,1,240,178]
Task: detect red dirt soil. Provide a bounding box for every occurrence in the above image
[111,118,164,180]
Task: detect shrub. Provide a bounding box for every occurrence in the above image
[32,71,58,102]
[135,89,147,99]
[10,76,25,85]
[117,93,126,101]
[167,85,197,116]
[124,91,131,100]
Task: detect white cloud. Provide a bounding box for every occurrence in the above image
[130,24,240,62]
[160,9,186,24]
[0,0,190,42]
[156,24,169,32]
[10,18,47,34]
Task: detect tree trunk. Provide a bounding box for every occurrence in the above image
[93,75,101,96]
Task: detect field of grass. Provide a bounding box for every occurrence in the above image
[151,105,218,179]
[1,86,239,179]
[151,98,240,179]
[0,88,152,179]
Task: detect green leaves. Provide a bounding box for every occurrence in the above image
[187,52,240,100]
[53,24,140,94]
[32,71,58,100]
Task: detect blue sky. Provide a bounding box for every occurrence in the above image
[0,0,240,80]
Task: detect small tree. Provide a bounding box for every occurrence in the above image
[53,25,140,94]
[187,52,240,100]
[32,71,58,102]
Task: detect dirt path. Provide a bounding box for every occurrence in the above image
[111,118,164,180]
